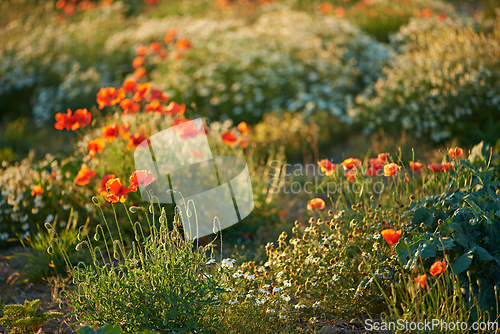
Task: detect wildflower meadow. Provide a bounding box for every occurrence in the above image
[0,0,499,333]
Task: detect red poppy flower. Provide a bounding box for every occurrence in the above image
[222,132,237,146]
[438,12,447,21]
[430,261,446,276]
[448,147,463,158]
[104,178,131,203]
[122,78,136,93]
[176,38,191,50]
[127,133,147,150]
[318,159,337,176]
[132,56,146,69]
[102,124,120,143]
[378,153,390,163]
[150,41,162,53]
[368,158,384,170]
[136,45,148,56]
[319,2,333,15]
[119,123,131,140]
[365,166,381,177]
[87,138,105,158]
[341,158,361,170]
[427,163,443,173]
[384,163,400,176]
[129,170,154,192]
[31,185,44,197]
[442,162,454,172]
[164,28,178,44]
[133,82,151,102]
[147,89,169,103]
[237,122,248,135]
[381,228,401,245]
[74,165,96,186]
[409,161,422,171]
[96,87,125,109]
[414,274,427,288]
[98,174,116,196]
[345,170,356,182]
[307,198,325,210]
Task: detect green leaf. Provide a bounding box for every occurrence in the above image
[452,251,474,274]
[412,207,429,225]
[418,239,437,259]
[437,237,455,250]
[474,247,495,262]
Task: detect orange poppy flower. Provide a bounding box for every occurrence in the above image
[341,158,361,170]
[430,261,446,276]
[176,38,191,50]
[448,147,463,158]
[414,274,427,288]
[163,101,186,116]
[119,123,131,140]
[150,41,162,53]
[319,2,333,15]
[132,56,146,69]
[384,163,400,176]
[119,99,141,115]
[31,185,44,197]
[318,159,337,176]
[172,117,189,127]
[96,87,125,109]
[54,108,92,131]
[334,7,345,17]
[427,163,443,173]
[421,8,433,18]
[87,138,105,158]
[134,67,147,80]
[237,122,248,135]
[98,174,116,195]
[307,198,325,210]
[104,178,131,203]
[129,170,154,192]
[122,78,136,93]
[164,28,178,44]
[222,132,237,146]
[147,89,169,103]
[136,45,148,56]
[409,161,422,171]
[133,82,151,102]
[238,137,249,148]
[127,133,147,150]
[381,228,401,245]
[345,170,356,182]
[145,101,162,113]
[102,124,120,143]
[74,165,96,186]
[378,153,389,163]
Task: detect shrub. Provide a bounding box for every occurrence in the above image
[54,203,222,333]
[400,148,500,317]
[352,17,500,144]
[0,299,63,334]
[0,1,134,123]
[114,8,392,122]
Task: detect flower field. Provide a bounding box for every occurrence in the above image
[0,0,499,333]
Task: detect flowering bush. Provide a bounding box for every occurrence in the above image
[352,17,500,143]
[0,1,134,122]
[119,8,392,122]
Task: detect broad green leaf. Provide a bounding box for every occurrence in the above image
[474,247,495,262]
[452,251,474,274]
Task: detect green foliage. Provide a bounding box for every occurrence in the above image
[353,16,500,144]
[77,324,160,334]
[53,202,223,333]
[401,146,500,316]
[13,211,91,281]
[0,299,63,334]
